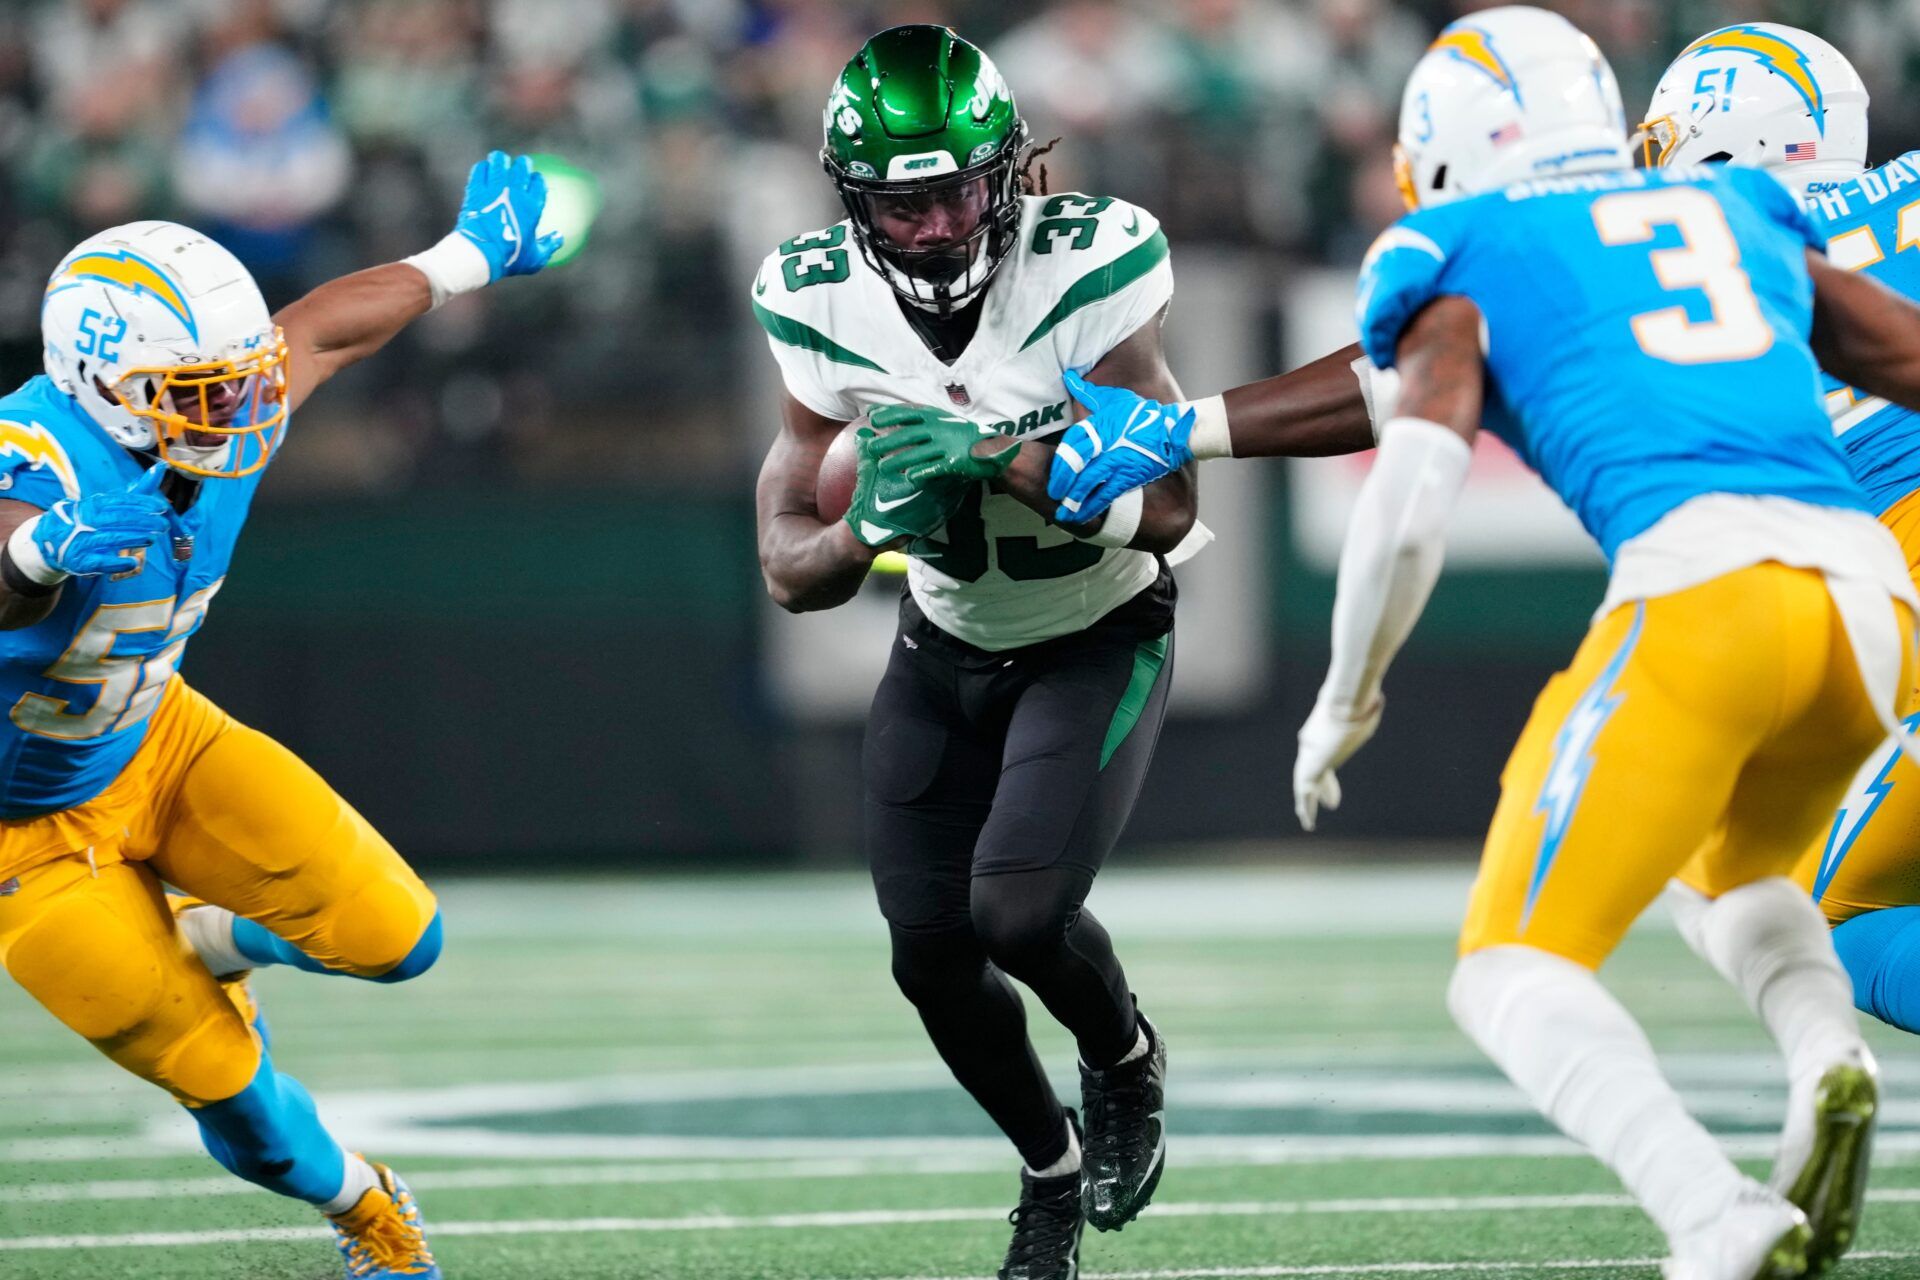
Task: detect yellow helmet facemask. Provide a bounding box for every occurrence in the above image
[1392,142,1420,212]
[106,329,291,479]
[1635,115,1683,170]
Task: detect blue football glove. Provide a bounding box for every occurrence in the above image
[24,463,173,580]
[454,151,564,281]
[1047,370,1197,526]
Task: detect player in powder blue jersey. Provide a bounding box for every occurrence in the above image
[1037,7,1920,1276]
[1642,26,1920,1079]
[0,155,560,1278]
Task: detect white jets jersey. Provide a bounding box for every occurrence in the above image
[754,193,1174,651]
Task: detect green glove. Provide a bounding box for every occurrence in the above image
[867,404,1016,487]
[843,423,972,548]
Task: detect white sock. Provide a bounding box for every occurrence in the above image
[176,903,251,979]
[1664,877,1864,1085]
[1115,1024,1150,1067]
[1025,1117,1082,1179]
[1448,945,1753,1243]
[318,1153,381,1216]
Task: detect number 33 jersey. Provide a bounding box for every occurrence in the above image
[0,375,264,818]
[1357,164,1866,561]
[753,193,1174,651]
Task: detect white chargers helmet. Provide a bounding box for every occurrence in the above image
[1639,24,1867,195]
[41,221,290,478]
[1394,6,1630,210]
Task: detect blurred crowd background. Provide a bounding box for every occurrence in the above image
[0,0,1894,493]
[0,0,1902,865]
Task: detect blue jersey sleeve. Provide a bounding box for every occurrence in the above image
[1355,217,1455,370]
[0,420,82,512]
[1726,166,1823,253]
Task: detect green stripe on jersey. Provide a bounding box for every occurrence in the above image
[1021,228,1170,351]
[753,301,887,373]
[1100,632,1169,769]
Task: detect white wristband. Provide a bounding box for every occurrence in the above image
[1081,487,1143,548]
[1185,394,1232,460]
[1351,357,1401,443]
[403,233,492,310]
[7,515,63,586]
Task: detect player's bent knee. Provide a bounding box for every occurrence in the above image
[368,908,442,984]
[329,880,439,979]
[1832,905,1920,1033]
[1447,944,1585,1045]
[156,1008,264,1106]
[888,927,985,1006]
[970,872,1080,979]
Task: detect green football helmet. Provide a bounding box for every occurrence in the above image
[821,25,1028,315]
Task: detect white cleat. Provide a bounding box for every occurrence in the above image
[1772,1047,1878,1275]
[1662,1185,1810,1280]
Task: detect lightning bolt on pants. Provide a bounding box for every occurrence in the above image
[1461,562,1914,969]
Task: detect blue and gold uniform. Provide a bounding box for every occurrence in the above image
[0,376,438,1114]
[1359,162,1917,969]
[1765,153,1920,1030]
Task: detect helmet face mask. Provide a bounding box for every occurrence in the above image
[821,25,1027,316]
[41,221,289,479]
[833,146,1026,313]
[106,338,290,478]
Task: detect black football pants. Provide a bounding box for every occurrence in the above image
[865,617,1172,1171]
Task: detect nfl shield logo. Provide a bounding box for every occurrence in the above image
[0,877,17,897]
[945,382,971,408]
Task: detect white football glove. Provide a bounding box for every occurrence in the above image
[1293,692,1384,831]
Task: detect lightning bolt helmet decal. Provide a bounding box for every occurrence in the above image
[1680,25,1826,134]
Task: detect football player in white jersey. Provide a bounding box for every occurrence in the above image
[753,25,1196,1280]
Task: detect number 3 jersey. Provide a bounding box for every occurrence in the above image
[753,193,1174,651]
[1357,163,1865,561]
[0,375,263,818]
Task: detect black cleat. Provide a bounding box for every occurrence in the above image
[1080,1010,1166,1232]
[999,1142,1085,1280]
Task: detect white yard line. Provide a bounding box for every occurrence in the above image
[860,1257,1920,1280]
[0,1159,1612,1205]
[8,1192,1920,1250]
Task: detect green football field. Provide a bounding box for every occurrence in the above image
[4,859,1919,1279]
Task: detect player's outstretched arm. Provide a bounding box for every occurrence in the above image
[1294,297,1479,831]
[274,152,563,415]
[1808,247,1920,410]
[1005,308,1198,553]
[1047,342,1387,525]
[756,392,880,613]
[1216,343,1391,459]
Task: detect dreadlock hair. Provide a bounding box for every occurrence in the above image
[1017,137,1063,196]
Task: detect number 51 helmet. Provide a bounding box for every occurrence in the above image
[821,25,1028,315]
[1639,24,1868,195]
[1393,6,1630,210]
[41,221,289,478]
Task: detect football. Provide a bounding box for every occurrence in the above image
[814,412,872,523]
[816,415,1024,523]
